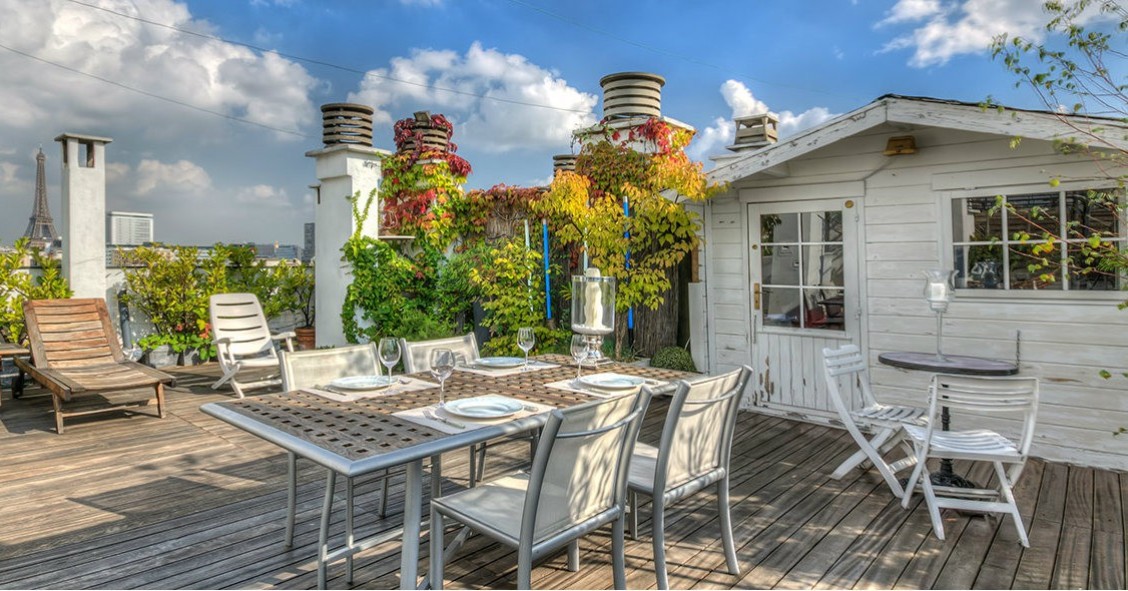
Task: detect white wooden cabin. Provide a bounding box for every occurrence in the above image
[696,95,1128,470]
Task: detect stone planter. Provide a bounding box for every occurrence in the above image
[295,326,316,351]
[142,345,176,368]
[177,348,200,366]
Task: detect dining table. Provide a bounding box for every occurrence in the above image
[200,353,691,590]
[877,350,1019,488]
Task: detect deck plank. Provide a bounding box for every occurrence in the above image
[0,363,1123,590]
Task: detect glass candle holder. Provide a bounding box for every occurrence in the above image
[571,267,616,364]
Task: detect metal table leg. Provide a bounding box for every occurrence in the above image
[400,459,423,590]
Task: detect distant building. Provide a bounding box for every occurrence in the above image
[303,222,315,263]
[107,211,154,246]
[253,243,301,260]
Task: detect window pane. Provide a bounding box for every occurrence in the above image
[762,287,801,327]
[954,245,1004,289]
[1065,189,1120,239]
[803,245,844,287]
[1068,242,1123,290]
[804,288,845,330]
[1008,244,1063,290]
[762,244,800,286]
[801,211,843,242]
[953,197,1002,242]
[1008,193,1061,241]
[762,213,798,244]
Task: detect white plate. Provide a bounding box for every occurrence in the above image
[475,356,526,369]
[444,395,524,419]
[577,374,646,391]
[329,375,394,391]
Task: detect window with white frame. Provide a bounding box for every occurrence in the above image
[951,188,1125,291]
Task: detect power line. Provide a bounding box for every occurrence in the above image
[63,0,593,114]
[0,42,312,138]
[501,0,855,101]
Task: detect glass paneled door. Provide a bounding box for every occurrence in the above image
[748,198,862,418]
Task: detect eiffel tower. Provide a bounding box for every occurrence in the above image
[23,148,58,250]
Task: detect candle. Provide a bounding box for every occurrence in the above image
[584,269,604,330]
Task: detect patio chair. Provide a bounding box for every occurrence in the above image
[17,298,174,434]
[209,293,294,398]
[822,344,925,499]
[399,333,479,373]
[401,333,516,483]
[627,366,751,590]
[901,374,1039,547]
[429,388,652,590]
[278,344,392,547]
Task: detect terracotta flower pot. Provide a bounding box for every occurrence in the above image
[295,326,316,351]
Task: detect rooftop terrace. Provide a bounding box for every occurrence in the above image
[0,364,1123,589]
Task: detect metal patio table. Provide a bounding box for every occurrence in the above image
[878,350,1019,488]
[201,355,687,589]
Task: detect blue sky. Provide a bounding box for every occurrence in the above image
[0,0,1104,246]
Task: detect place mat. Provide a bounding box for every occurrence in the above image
[393,396,556,435]
[545,372,668,399]
[453,359,559,378]
[303,376,437,403]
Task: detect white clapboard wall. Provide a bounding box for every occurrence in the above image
[701,121,1128,470]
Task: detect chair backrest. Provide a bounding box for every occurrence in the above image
[654,366,751,493]
[399,333,478,373]
[23,298,123,369]
[209,293,274,357]
[279,344,381,391]
[822,344,877,417]
[522,388,652,545]
[928,374,1040,456]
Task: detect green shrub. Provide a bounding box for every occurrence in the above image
[650,346,697,373]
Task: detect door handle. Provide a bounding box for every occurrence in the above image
[753,283,761,310]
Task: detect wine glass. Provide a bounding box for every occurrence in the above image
[429,348,455,407]
[379,337,401,381]
[517,327,535,370]
[570,335,588,380]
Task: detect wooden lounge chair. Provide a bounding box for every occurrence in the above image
[15,298,174,434]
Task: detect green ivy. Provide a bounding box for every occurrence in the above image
[469,238,569,355]
[0,237,73,344]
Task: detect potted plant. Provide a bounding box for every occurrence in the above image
[279,262,315,349]
[120,245,213,367]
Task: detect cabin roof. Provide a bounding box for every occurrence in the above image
[708,94,1128,184]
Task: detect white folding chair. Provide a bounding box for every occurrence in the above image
[429,389,652,590]
[901,374,1039,547]
[627,366,751,590]
[277,345,393,558]
[822,344,925,498]
[209,293,294,398]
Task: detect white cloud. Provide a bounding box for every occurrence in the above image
[348,42,598,153]
[105,162,130,185]
[134,159,212,197]
[877,0,1115,67]
[689,80,838,162]
[876,0,942,26]
[0,0,318,141]
[236,184,291,207]
[0,161,20,185]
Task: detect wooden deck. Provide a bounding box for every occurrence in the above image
[0,363,1124,589]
